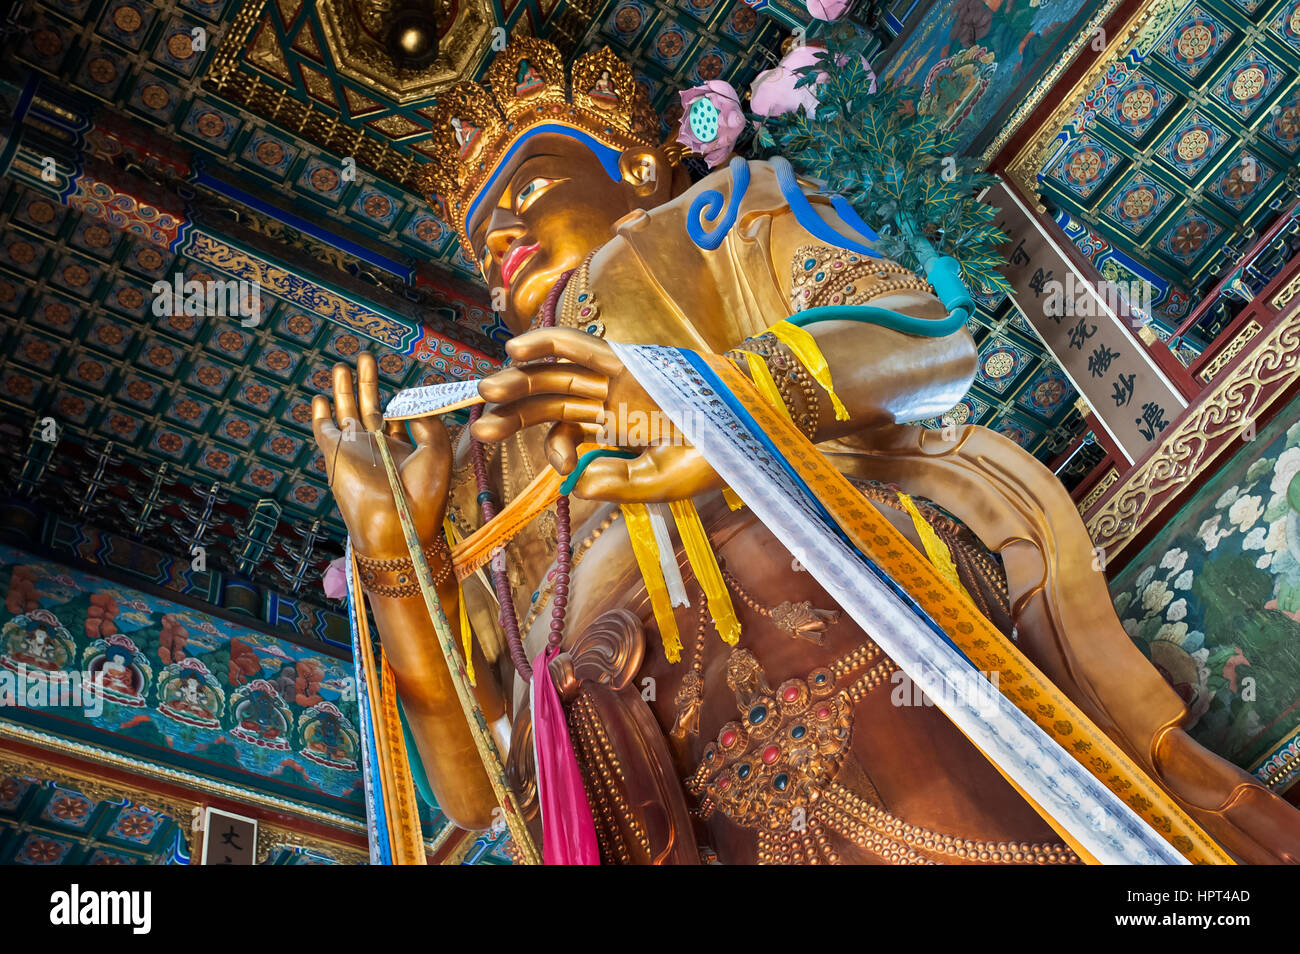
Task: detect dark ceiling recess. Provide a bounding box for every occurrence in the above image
[386,6,442,71]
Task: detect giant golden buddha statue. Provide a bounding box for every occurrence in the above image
[312,38,1300,864]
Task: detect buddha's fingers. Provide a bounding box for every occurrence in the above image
[504,327,625,376]
[471,395,604,443]
[574,446,721,503]
[477,364,609,404]
[332,363,360,427]
[544,422,600,475]
[356,353,384,432]
[384,418,411,446]
[310,394,340,449]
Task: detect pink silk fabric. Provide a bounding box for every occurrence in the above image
[531,650,600,864]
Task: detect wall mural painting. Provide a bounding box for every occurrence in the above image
[1110,396,1300,788]
[881,0,1106,153]
[0,547,363,808]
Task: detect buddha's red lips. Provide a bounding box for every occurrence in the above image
[501,243,540,290]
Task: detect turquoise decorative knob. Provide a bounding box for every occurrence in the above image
[688,97,721,143]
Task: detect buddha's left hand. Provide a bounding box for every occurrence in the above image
[471,328,723,503]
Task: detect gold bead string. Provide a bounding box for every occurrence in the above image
[838,658,897,705]
[822,781,1079,865]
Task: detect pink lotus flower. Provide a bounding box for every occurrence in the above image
[807,0,852,19]
[749,45,875,118]
[322,558,347,600]
[676,80,746,168]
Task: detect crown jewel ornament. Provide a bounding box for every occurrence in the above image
[416,37,665,260]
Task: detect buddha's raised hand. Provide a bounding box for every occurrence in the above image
[311,353,452,559]
[472,327,723,503]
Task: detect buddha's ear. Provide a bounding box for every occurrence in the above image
[618,147,675,206]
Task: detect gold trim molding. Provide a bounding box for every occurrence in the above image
[1086,300,1300,557]
[1198,319,1261,383]
[1273,273,1300,310]
[256,821,370,865]
[0,721,458,860]
[1077,466,1118,515]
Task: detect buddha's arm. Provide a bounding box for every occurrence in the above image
[795,312,978,441]
[760,194,978,439]
[313,357,506,831]
[365,576,506,832]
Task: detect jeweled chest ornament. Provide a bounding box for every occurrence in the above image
[687,649,853,833]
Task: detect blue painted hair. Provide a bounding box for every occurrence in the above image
[464,124,626,237]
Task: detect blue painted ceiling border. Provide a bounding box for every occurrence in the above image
[192,164,416,283]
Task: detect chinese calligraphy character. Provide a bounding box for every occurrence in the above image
[1067,316,1098,351]
[1088,344,1119,378]
[1009,238,1030,267]
[1136,401,1169,441]
[1028,268,1053,297]
[1111,372,1135,408]
[221,825,242,849]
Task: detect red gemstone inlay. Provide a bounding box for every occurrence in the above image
[782,686,799,702]
[719,777,731,790]
[816,706,830,719]
[762,745,780,764]
[721,730,737,747]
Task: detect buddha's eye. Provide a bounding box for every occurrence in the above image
[514,176,562,213]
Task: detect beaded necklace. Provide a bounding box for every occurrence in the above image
[469,270,576,682]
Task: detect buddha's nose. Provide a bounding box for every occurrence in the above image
[484,207,527,275]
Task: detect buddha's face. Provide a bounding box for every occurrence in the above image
[465,132,679,332]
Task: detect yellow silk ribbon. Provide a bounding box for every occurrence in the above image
[443,520,476,687]
[620,503,684,663]
[743,350,791,420]
[768,320,850,422]
[669,499,741,646]
[896,491,964,597]
[348,549,426,863]
[380,652,428,864]
[703,353,1233,866]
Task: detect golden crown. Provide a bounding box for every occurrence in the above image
[417,37,663,259]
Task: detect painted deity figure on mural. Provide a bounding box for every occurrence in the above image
[311,39,1300,863]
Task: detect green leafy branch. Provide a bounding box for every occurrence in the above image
[751,24,1011,296]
